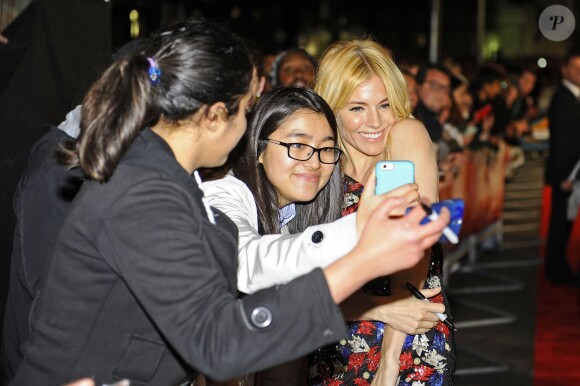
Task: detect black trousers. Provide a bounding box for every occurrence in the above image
[545,185,574,278]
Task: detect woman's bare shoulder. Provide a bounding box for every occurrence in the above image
[389,118,429,137]
[389,118,432,148]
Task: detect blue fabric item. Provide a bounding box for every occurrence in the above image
[430,199,464,243]
[407,199,464,244]
[278,203,296,228]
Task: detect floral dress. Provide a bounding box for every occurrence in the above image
[307,175,455,386]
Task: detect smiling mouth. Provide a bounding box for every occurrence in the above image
[292,80,308,88]
[295,173,321,182]
[359,132,383,140]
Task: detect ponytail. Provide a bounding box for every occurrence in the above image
[57,18,253,183]
[58,56,155,183]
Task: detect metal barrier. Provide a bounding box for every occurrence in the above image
[439,143,519,376]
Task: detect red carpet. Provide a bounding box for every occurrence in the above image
[535,194,580,385]
[534,219,580,386]
[533,266,580,385]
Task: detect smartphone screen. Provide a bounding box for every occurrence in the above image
[375,161,415,195]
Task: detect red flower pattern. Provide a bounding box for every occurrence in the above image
[356,321,377,335]
[429,293,444,304]
[434,320,451,337]
[347,352,366,374]
[409,364,436,381]
[307,176,454,386]
[399,351,414,371]
[367,345,382,372]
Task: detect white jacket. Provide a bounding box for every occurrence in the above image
[202,174,358,294]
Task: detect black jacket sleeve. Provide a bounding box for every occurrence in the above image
[100,178,346,381]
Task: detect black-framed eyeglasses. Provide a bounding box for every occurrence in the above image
[425,80,450,93]
[261,138,342,164]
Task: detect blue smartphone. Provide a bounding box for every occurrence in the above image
[375,161,415,195]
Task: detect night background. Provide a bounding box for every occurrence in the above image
[2,0,578,107]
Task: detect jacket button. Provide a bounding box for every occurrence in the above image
[251,306,272,328]
[311,230,324,243]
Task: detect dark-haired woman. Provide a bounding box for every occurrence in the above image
[11,20,449,386]
[203,87,447,385]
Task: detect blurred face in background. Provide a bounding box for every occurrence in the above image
[438,92,452,124]
[562,56,580,88]
[419,68,451,113]
[518,71,537,97]
[482,79,502,100]
[452,83,472,119]
[277,52,315,88]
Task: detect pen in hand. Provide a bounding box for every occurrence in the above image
[405,282,457,332]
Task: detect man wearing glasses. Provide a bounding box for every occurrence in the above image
[413,63,453,145]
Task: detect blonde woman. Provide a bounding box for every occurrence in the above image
[309,40,455,385]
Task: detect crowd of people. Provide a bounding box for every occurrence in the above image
[0,14,578,386]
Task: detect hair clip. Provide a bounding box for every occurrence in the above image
[147,57,161,86]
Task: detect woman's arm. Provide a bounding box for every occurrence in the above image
[106,179,447,381]
[340,289,443,334]
[373,118,441,385]
[389,118,439,203]
[202,175,359,293]
[105,178,349,381]
[203,174,421,294]
[386,118,438,292]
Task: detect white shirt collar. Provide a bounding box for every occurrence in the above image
[58,105,82,138]
[562,79,580,99]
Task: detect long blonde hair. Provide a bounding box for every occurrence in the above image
[314,39,411,168]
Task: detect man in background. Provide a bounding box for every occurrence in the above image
[545,50,580,285]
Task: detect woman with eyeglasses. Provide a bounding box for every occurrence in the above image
[202,86,447,385]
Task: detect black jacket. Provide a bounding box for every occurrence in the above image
[414,101,443,143]
[546,83,580,186]
[1,128,81,382]
[11,128,346,386]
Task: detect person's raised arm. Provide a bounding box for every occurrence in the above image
[105,179,448,381]
[203,174,359,293]
[323,198,448,303]
[203,174,421,294]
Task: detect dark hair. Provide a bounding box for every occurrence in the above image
[401,68,416,80]
[564,49,580,65]
[242,38,265,78]
[416,63,452,85]
[475,66,503,88]
[58,19,253,182]
[518,64,537,77]
[234,87,343,234]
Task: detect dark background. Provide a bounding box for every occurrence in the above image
[109,0,579,63]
